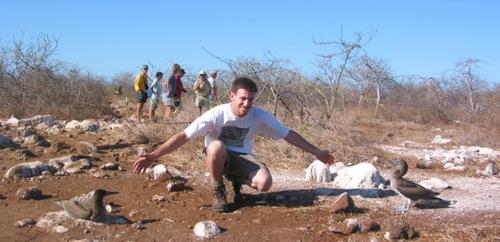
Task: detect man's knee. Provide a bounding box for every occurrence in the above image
[252,168,272,192]
[205,140,226,165]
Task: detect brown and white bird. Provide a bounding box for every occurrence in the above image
[61,189,118,221]
[390,159,450,212]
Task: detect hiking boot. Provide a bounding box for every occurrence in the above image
[212,183,228,213]
[224,175,243,204]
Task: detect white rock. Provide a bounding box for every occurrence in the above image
[482,161,498,176]
[80,120,100,132]
[446,165,466,172]
[193,220,222,238]
[443,163,455,169]
[65,120,81,130]
[418,178,450,190]
[329,162,346,174]
[432,135,452,144]
[23,134,39,144]
[34,123,50,131]
[332,162,385,189]
[53,225,68,233]
[105,204,120,213]
[305,160,331,182]
[5,115,19,126]
[153,164,172,181]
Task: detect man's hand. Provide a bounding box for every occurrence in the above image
[314,150,335,165]
[133,153,157,173]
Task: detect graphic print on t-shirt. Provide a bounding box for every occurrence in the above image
[218,126,249,147]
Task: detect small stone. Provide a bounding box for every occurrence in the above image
[128,210,139,217]
[75,141,98,156]
[360,221,380,233]
[137,146,147,156]
[443,163,455,169]
[16,127,33,138]
[252,218,262,224]
[100,162,120,171]
[153,164,171,181]
[384,222,417,240]
[482,160,498,176]
[16,187,43,200]
[152,194,166,202]
[132,220,145,230]
[331,192,355,213]
[15,218,36,227]
[36,139,50,147]
[446,165,466,172]
[54,225,68,233]
[106,204,120,213]
[166,181,185,192]
[193,220,222,238]
[23,134,39,144]
[328,219,361,235]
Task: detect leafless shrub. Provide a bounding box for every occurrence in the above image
[0,34,114,119]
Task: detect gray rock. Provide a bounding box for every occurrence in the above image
[23,134,40,144]
[15,149,36,160]
[152,164,172,181]
[5,161,57,179]
[36,139,51,147]
[21,115,55,127]
[166,181,186,192]
[0,133,16,148]
[16,187,43,200]
[193,220,222,238]
[16,127,33,138]
[34,123,50,131]
[80,120,100,132]
[15,218,37,227]
[331,192,355,213]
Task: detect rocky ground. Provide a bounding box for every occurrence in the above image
[1,114,499,241]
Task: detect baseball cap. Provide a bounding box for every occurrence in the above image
[199,70,207,75]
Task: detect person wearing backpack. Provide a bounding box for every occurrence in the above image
[148,72,163,123]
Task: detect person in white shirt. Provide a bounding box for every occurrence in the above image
[133,77,335,212]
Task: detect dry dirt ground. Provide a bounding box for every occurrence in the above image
[1,118,499,241]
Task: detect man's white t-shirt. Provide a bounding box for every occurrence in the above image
[184,103,290,154]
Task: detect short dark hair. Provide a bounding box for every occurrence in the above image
[155,72,163,78]
[231,77,258,93]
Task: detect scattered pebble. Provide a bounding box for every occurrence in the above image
[16,187,43,200]
[15,218,36,227]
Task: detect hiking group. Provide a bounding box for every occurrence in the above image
[132,75,335,212]
[133,63,218,123]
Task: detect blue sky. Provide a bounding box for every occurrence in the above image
[1,1,499,83]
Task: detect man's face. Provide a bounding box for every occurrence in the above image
[230,88,255,117]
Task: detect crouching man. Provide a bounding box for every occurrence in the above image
[133,77,335,212]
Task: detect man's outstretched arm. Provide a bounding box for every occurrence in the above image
[283,130,335,165]
[133,131,189,173]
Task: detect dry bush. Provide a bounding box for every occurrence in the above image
[0,34,115,119]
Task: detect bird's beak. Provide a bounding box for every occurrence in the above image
[104,190,119,196]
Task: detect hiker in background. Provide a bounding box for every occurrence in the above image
[148,72,163,123]
[193,70,213,116]
[208,70,218,106]
[162,64,180,120]
[134,64,149,123]
[174,69,187,109]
